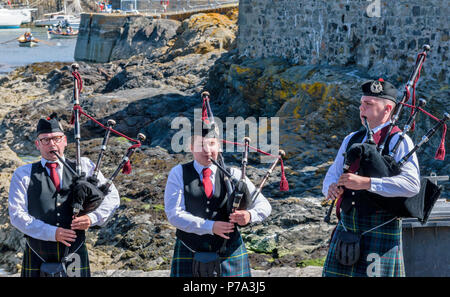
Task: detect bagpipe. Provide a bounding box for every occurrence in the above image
[200,91,288,212]
[58,63,146,217]
[324,45,448,224]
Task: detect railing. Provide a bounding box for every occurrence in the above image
[119,0,238,14]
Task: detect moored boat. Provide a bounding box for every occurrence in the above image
[0,6,24,28]
[34,14,80,29]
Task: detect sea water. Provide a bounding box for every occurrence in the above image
[0,27,77,75]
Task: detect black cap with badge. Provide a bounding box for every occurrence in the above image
[36,113,64,136]
[361,78,398,103]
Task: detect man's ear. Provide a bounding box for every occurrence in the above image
[384,101,394,115]
[34,139,40,150]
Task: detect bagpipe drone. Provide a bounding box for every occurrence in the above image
[55,63,146,217]
[200,91,288,214]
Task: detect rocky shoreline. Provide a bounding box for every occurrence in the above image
[0,9,448,276]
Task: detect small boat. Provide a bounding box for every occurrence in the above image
[17,34,38,47]
[34,14,80,29]
[34,0,82,28]
[47,29,78,39]
[18,39,38,47]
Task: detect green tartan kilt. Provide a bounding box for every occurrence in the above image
[21,240,90,277]
[322,208,405,277]
[170,235,251,277]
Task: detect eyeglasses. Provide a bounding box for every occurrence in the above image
[38,135,64,145]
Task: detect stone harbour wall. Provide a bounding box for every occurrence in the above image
[237,0,449,83]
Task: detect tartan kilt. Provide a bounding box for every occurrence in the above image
[170,235,251,277]
[322,208,405,277]
[21,240,90,277]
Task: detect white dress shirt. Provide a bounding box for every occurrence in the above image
[164,160,272,236]
[322,121,421,198]
[8,156,120,242]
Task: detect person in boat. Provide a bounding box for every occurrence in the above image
[24,32,35,42]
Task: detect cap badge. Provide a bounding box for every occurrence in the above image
[370,81,383,94]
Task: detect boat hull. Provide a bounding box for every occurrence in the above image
[18,41,38,47]
[47,31,78,39]
[0,9,23,28]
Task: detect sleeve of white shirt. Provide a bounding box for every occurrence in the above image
[369,134,421,197]
[81,157,120,227]
[322,132,356,197]
[8,165,58,242]
[230,167,272,223]
[164,164,215,235]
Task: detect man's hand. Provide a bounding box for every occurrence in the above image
[55,227,77,247]
[212,221,235,239]
[71,215,92,231]
[229,210,251,226]
[327,182,344,201]
[337,173,371,191]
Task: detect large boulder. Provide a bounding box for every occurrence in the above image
[110,17,180,61]
[167,12,238,60]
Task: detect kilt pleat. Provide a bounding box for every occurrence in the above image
[170,236,251,277]
[322,208,405,277]
[21,241,90,277]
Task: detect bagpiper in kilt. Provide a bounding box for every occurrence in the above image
[20,160,91,277]
[322,79,421,277]
[164,125,272,277]
[9,115,120,277]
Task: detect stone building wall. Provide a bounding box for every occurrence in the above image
[237,0,449,83]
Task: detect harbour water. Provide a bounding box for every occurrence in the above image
[0,27,77,75]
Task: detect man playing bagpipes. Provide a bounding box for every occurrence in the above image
[321,71,449,276]
[321,78,422,277]
[320,44,449,277]
[8,115,120,277]
[164,119,272,277]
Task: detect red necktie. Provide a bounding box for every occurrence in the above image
[202,168,213,199]
[46,162,60,192]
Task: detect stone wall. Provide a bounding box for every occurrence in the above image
[237,0,449,83]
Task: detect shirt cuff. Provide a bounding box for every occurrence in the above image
[369,177,383,193]
[87,213,99,226]
[204,220,215,235]
[247,209,256,224]
[50,225,58,241]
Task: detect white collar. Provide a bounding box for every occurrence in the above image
[41,156,64,169]
[193,160,217,176]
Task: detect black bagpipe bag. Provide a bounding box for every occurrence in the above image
[346,143,441,224]
[69,175,105,216]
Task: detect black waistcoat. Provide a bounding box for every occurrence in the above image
[175,161,238,252]
[26,160,85,258]
[340,128,399,216]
